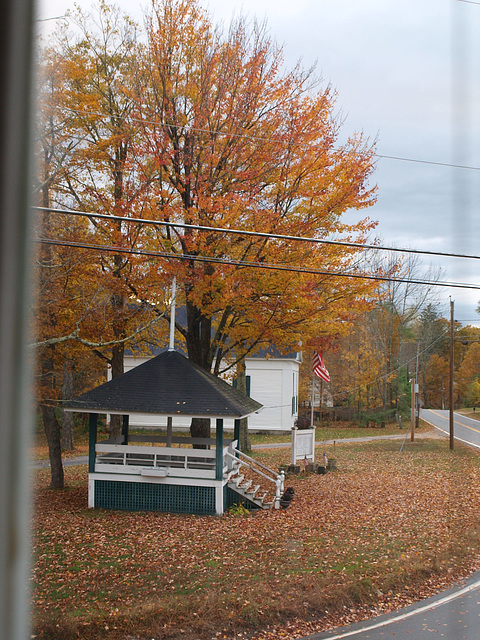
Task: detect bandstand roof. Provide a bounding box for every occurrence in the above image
[64,350,262,419]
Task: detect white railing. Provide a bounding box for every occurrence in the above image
[94,442,228,480]
[225,446,285,508]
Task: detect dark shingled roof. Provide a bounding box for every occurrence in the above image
[64,350,262,419]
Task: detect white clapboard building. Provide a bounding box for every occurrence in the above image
[118,347,301,432]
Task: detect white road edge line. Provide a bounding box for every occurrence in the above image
[421,413,480,451]
[319,575,480,639]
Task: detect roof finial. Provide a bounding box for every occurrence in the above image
[168,276,177,351]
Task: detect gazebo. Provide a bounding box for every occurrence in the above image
[65,350,284,515]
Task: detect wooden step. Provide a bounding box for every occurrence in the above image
[247,484,260,498]
[239,480,252,492]
[233,474,244,487]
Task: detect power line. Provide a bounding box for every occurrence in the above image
[35,15,68,22]
[34,206,480,263]
[33,237,480,290]
[53,106,480,172]
[375,154,480,171]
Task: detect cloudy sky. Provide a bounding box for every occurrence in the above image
[36,0,480,325]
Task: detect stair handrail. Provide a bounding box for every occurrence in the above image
[231,448,277,479]
[225,451,274,484]
[225,448,285,508]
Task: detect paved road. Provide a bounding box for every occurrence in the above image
[303,570,480,639]
[421,408,480,450]
[32,455,88,469]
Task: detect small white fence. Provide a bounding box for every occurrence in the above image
[94,441,227,479]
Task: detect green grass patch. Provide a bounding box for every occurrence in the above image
[248,420,429,446]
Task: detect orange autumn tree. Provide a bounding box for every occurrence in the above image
[35,3,173,487]
[131,0,377,408]
[456,342,480,405]
[37,3,175,440]
[423,353,449,409]
[38,0,378,443]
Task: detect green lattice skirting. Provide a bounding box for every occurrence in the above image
[94,479,216,515]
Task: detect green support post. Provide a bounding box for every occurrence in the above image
[234,419,241,452]
[216,418,224,480]
[88,413,98,473]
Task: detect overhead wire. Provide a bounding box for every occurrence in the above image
[34,206,480,263]
[52,106,480,172]
[33,237,480,290]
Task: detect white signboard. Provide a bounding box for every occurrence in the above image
[291,427,315,464]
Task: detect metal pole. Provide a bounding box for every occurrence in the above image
[310,363,315,427]
[449,299,455,450]
[319,378,323,423]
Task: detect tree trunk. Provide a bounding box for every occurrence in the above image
[41,347,64,488]
[109,342,124,438]
[185,298,212,370]
[42,404,64,489]
[185,297,214,440]
[61,359,75,451]
[236,358,251,454]
[109,289,125,439]
[190,417,211,446]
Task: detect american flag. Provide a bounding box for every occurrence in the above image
[313,351,330,383]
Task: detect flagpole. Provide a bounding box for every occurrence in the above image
[310,359,315,427]
[312,351,330,427]
[320,378,323,423]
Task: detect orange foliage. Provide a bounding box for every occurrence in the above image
[130,0,378,372]
[37,0,379,382]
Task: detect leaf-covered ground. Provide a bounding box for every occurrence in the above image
[31,434,480,640]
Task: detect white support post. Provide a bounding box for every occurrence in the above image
[291,426,297,465]
[215,484,224,515]
[275,471,285,509]
[88,478,95,508]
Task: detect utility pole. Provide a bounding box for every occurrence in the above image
[415,342,420,429]
[449,298,455,450]
[410,376,416,442]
